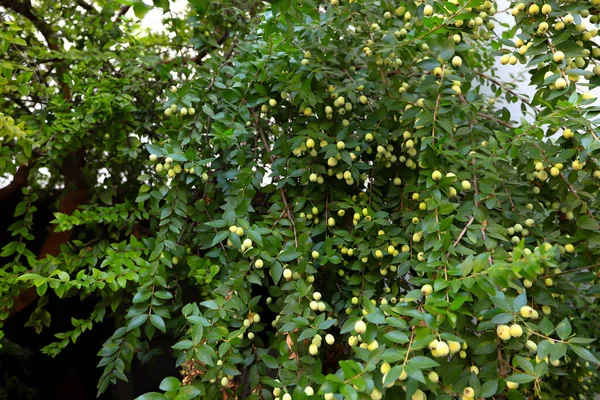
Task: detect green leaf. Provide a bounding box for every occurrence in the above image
[133,2,152,19]
[260,354,279,369]
[135,393,167,400]
[212,231,229,246]
[150,314,166,333]
[146,144,163,156]
[556,318,572,340]
[384,331,409,343]
[408,356,439,369]
[174,385,201,400]
[480,380,498,397]
[491,313,513,324]
[172,340,194,350]
[279,250,302,261]
[127,314,148,331]
[569,344,600,365]
[507,374,535,384]
[340,384,357,400]
[159,377,182,392]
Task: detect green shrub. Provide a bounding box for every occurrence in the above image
[1,0,599,399]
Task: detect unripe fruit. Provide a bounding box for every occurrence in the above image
[435,341,450,357]
[463,387,475,399]
[432,170,442,180]
[553,51,564,63]
[309,343,318,355]
[421,284,433,296]
[470,366,479,375]
[555,77,567,90]
[371,388,383,400]
[424,4,433,16]
[283,394,292,400]
[428,371,439,383]
[221,377,229,386]
[367,340,379,351]
[542,305,551,314]
[283,268,292,280]
[164,108,172,116]
[529,3,539,14]
[461,180,471,190]
[565,244,575,253]
[541,4,551,14]
[510,324,523,337]
[412,390,425,400]
[445,341,460,354]
[354,320,367,334]
[526,340,537,351]
[497,325,512,340]
[452,56,463,67]
[582,92,594,100]
[326,334,335,345]
[169,85,177,93]
[520,306,534,318]
[506,381,519,389]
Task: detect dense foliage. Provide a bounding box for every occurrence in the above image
[2,0,600,399]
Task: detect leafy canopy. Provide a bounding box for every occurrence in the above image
[1,0,600,399]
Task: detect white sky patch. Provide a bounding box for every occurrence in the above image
[126,0,189,34]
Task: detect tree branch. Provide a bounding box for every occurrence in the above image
[0,0,59,49]
[0,0,72,99]
[76,0,92,11]
[192,31,230,64]
[253,113,298,247]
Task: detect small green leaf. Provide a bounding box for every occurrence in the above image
[159,377,182,392]
[260,354,279,369]
[569,344,600,365]
[150,314,166,333]
[507,374,535,384]
[556,318,572,340]
[127,314,148,331]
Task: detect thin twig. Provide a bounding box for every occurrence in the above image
[254,113,298,247]
[474,70,537,111]
[432,64,446,145]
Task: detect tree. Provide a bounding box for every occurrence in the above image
[1,0,600,398]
